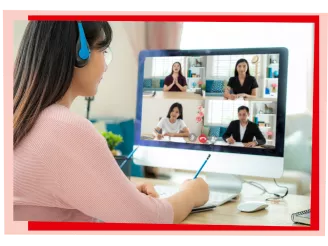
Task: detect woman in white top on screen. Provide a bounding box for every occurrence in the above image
[154,102,190,140]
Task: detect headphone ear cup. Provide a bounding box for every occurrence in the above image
[75,37,90,68]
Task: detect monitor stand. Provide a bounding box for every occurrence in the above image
[204,172,243,194]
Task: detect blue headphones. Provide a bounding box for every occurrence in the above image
[76,21,90,68]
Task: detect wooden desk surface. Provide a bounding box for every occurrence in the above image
[204,96,278,102]
[141,134,263,148]
[131,177,310,226]
[144,91,203,100]
[144,91,277,102]
[143,91,278,108]
[141,134,190,142]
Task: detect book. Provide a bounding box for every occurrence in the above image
[291,209,310,225]
[190,204,217,213]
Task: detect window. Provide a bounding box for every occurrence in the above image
[152,57,185,77]
[211,55,260,79]
[205,100,249,126]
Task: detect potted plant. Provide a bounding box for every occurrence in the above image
[197,80,204,88]
[101,131,123,156]
[267,131,273,140]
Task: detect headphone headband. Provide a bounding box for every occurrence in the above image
[75,21,90,67]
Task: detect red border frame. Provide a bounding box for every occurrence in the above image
[26,14,319,231]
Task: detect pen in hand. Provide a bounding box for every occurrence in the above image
[119,146,139,169]
[154,128,162,138]
[193,154,211,179]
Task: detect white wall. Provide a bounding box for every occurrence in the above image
[144,57,152,78]
[72,22,138,119]
[14,21,139,120]
[14,21,28,59]
[181,22,314,115]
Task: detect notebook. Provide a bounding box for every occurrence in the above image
[291,209,310,225]
[215,141,244,147]
[160,136,186,143]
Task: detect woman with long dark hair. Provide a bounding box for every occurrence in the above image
[163,62,187,92]
[14,21,209,223]
[154,102,190,139]
[224,58,258,100]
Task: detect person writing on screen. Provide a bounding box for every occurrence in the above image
[163,62,187,92]
[154,102,190,139]
[14,21,209,223]
[222,106,266,147]
[224,59,259,100]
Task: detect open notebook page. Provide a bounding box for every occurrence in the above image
[161,136,170,141]
[159,136,186,143]
[169,137,186,143]
[215,141,244,147]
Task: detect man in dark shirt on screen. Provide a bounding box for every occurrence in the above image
[222,106,266,148]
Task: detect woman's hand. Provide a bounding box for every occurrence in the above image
[172,74,179,84]
[157,134,164,140]
[237,93,247,98]
[136,182,159,198]
[179,178,209,208]
[172,74,178,80]
[229,94,237,100]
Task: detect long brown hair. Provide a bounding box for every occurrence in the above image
[234,58,251,77]
[170,61,184,77]
[14,21,112,149]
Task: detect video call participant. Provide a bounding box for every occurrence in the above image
[222,106,266,147]
[163,62,187,92]
[224,59,258,100]
[13,21,209,224]
[154,102,190,139]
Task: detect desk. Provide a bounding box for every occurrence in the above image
[144,91,277,102]
[145,91,203,100]
[141,134,263,148]
[131,177,310,226]
[204,96,278,102]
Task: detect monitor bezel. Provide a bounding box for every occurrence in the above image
[135,48,288,158]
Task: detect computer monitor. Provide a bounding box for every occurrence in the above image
[133,48,288,179]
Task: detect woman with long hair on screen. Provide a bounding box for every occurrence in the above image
[14,21,209,223]
[224,58,259,100]
[154,102,190,139]
[163,62,188,92]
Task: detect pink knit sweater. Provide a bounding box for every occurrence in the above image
[14,104,173,223]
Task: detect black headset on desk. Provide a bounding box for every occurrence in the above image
[76,21,94,119]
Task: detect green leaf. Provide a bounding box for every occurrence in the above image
[101,131,123,150]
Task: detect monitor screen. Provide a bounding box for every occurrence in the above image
[135,48,288,158]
